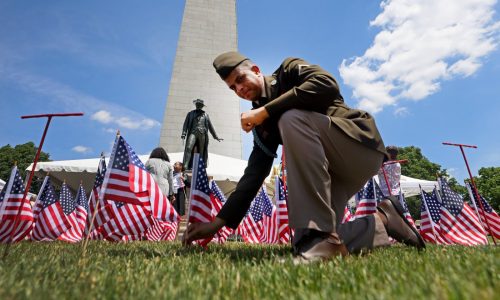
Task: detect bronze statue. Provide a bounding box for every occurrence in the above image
[181,99,222,170]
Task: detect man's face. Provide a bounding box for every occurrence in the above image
[223,64,264,101]
[195,103,204,110]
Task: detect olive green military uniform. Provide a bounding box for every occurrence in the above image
[216,56,390,253]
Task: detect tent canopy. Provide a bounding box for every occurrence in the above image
[26,152,248,194]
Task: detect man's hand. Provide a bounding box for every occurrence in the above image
[169,195,176,204]
[241,107,269,132]
[182,217,226,246]
[215,137,224,142]
[181,135,186,140]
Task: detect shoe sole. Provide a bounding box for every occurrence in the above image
[386,197,426,250]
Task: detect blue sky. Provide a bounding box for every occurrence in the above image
[0,0,499,183]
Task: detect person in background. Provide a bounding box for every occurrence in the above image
[145,147,175,204]
[173,161,190,216]
[377,146,401,197]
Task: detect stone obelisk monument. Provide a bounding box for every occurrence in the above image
[159,0,242,159]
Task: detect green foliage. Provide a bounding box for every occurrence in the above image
[474,167,500,211]
[397,146,442,181]
[0,142,51,193]
[0,242,498,299]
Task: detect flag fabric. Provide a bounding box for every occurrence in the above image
[145,219,178,241]
[209,181,233,244]
[374,180,385,202]
[59,184,88,243]
[275,176,291,244]
[0,166,34,243]
[86,155,114,239]
[466,183,500,239]
[438,177,487,245]
[240,188,266,244]
[341,203,354,224]
[419,188,450,245]
[187,153,215,246]
[102,135,178,222]
[31,177,71,241]
[188,154,212,224]
[57,183,81,243]
[398,191,417,230]
[97,201,153,241]
[32,176,49,223]
[354,179,378,217]
[261,187,278,244]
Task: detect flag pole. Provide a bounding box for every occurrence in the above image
[442,142,496,245]
[2,112,83,259]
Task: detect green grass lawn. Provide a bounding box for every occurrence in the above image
[0,242,498,300]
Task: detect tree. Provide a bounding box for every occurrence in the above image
[0,142,51,193]
[397,146,442,181]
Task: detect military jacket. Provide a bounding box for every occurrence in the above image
[217,57,386,228]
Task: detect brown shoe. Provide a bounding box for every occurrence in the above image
[377,197,426,249]
[296,233,349,263]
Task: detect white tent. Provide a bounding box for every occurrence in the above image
[0,178,5,191]
[26,152,248,194]
[373,175,437,197]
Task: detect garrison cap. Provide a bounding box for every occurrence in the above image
[213,51,249,79]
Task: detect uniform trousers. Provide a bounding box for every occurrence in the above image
[278,109,390,253]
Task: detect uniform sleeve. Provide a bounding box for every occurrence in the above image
[264,58,341,117]
[216,143,277,228]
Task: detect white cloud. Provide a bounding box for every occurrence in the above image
[340,0,500,114]
[394,106,410,117]
[91,110,112,124]
[92,111,160,130]
[72,145,92,154]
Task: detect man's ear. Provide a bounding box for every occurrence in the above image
[250,65,261,75]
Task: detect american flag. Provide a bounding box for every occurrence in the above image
[103,135,178,222]
[59,183,88,243]
[187,153,215,246]
[57,183,78,242]
[398,191,417,230]
[188,154,212,224]
[0,166,33,243]
[419,188,450,245]
[32,176,49,223]
[86,155,114,239]
[261,187,278,244]
[341,203,354,224]
[438,177,487,245]
[466,182,500,239]
[145,219,178,241]
[354,179,378,217]
[240,187,266,244]
[31,177,71,241]
[275,176,291,244]
[209,181,232,244]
